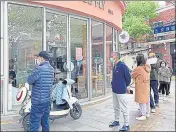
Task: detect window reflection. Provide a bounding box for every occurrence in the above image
[91,20,104,97]
[46,12,67,79]
[70,17,88,99]
[8,4,42,110]
[106,25,113,94]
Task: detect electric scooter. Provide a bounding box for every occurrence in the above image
[17,78,82,131]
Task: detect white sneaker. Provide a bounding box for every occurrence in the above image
[146,114,150,118]
[163,95,166,101]
[136,116,146,121]
[151,109,156,113]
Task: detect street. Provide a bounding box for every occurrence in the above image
[1,80,175,131]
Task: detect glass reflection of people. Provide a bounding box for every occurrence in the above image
[9,59,16,87]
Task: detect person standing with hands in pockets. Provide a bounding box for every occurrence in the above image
[109,52,131,131]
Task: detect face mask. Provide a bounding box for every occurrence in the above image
[110,58,115,64]
[36,59,41,65]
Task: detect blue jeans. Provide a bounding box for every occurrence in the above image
[150,80,159,109]
[30,102,50,131]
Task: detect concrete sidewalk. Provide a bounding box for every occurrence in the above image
[1,93,139,131]
[131,82,175,131]
[1,81,175,131]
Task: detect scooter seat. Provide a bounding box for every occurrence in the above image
[52,101,69,110]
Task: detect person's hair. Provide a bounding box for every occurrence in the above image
[136,53,146,66]
[112,52,121,59]
[160,61,167,67]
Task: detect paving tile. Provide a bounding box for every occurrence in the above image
[75,125,101,131]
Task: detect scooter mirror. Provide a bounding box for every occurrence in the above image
[63,62,74,72]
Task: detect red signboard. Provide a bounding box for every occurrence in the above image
[76,48,83,61]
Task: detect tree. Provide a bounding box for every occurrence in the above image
[123,1,159,42]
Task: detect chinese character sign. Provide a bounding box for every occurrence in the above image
[154,24,176,34]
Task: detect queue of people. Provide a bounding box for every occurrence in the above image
[27,50,173,131]
[109,51,173,131]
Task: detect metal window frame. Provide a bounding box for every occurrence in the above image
[88,18,92,100]
[116,30,119,52]
[112,27,115,51]
[2,1,8,115]
[1,1,4,115]
[43,7,46,51]
[1,1,4,76]
[103,23,107,95]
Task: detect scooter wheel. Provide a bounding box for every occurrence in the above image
[70,103,82,120]
[22,113,30,131]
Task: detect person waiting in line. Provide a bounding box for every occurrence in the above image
[132,54,151,121]
[148,53,160,113]
[158,61,172,100]
[109,52,131,131]
[166,62,173,95]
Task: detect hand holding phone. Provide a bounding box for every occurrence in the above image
[127,87,133,94]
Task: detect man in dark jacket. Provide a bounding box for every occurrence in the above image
[109,52,131,131]
[28,51,54,131]
[148,53,160,113]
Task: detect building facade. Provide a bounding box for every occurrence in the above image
[148,2,175,74]
[0,1,125,115]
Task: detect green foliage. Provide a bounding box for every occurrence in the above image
[123,1,159,40]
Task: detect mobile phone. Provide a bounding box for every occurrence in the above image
[130,90,133,94]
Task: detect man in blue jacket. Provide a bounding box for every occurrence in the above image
[28,51,54,131]
[109,52,131,131]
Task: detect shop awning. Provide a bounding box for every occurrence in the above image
[142,38,175,45]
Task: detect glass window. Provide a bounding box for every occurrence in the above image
[46,12,67,79]
[106,25,113,94]
[70,17,88,99]
[8,4,43,111]
[91,20,104,98]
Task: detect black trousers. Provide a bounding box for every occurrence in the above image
[168,78,172,93]
[159,81,169,95]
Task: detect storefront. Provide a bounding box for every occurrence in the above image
[0,1,125,115]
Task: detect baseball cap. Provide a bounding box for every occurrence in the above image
[36,51,50,60]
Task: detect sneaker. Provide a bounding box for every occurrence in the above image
[146,114,150,118]
[163,95,166,101]
[151,109,156,113]
[136,115,146,121]
[109,121,120,127]
[155,103,159,107]
[119,125,130,131]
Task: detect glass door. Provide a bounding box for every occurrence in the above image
[70,16,88,100]
[46,11,68,79]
